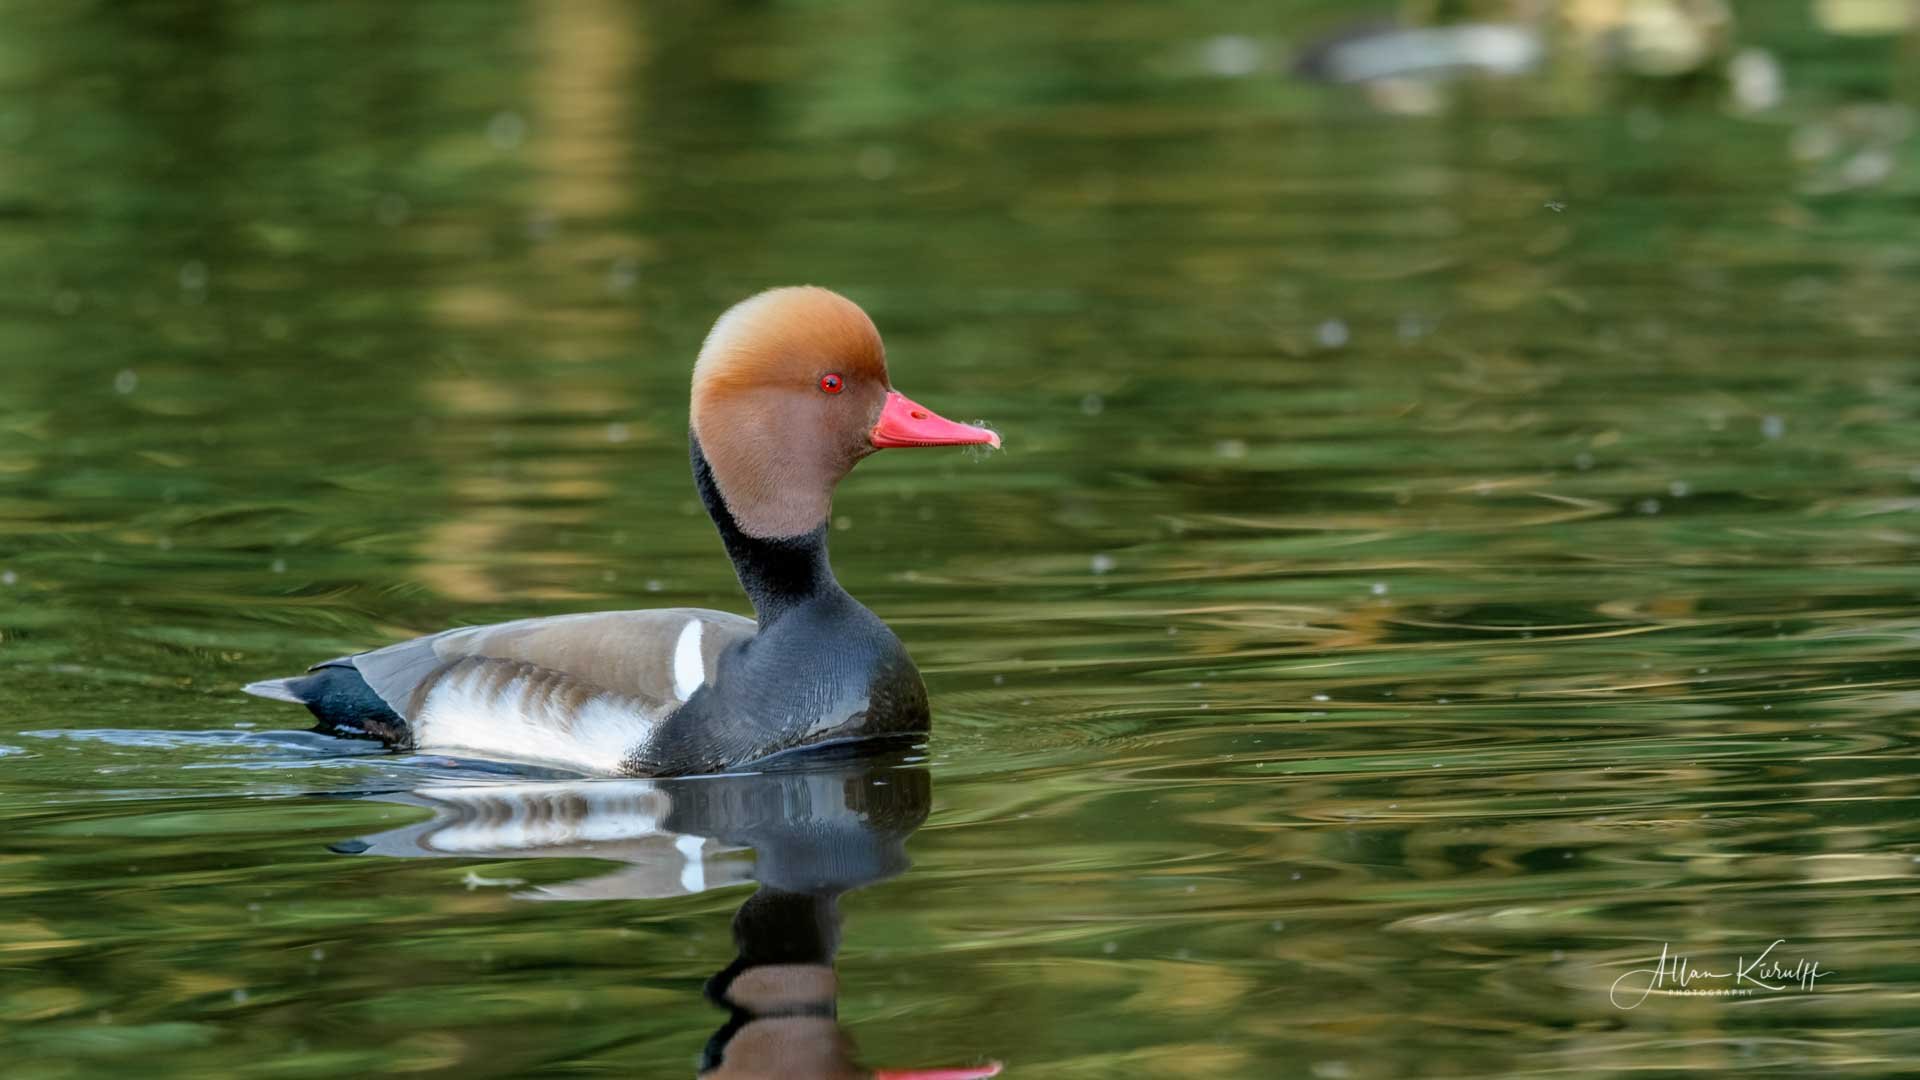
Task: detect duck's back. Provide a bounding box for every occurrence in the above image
[246,609,755,773]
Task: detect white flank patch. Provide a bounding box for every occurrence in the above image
[672,618,705,701]
[413,668,654,775]
[675,834,707,894]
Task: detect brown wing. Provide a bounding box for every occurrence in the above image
[341,608,756,721]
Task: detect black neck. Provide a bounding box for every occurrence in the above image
[691,434,841,624]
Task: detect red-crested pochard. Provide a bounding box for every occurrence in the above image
[244,287,998,776]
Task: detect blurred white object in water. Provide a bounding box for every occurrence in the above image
[1202,34,1263,77]
[1727,48,1783,113]
[1841,146,1897,187]
[1296,23,1542,84]
[1815,0,1916,34]
[1793,103,1912,194]
[1564,0,1732,77]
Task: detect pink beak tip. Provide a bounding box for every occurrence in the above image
[871,390,1003,451]
[873,1064,1004,1080]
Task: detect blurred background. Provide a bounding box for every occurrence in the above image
[2,1,1919,1077]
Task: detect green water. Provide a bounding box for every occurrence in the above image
[3,2,1920,1077]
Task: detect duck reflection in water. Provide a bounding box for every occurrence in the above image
[334,748,1001,1080]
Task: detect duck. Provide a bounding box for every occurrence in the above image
[244,286,999,777]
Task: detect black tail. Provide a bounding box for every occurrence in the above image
[243,663,410,745]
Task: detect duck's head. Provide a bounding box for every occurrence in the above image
[690,286,998,540]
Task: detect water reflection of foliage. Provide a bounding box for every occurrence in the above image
[1,2,1919,1075]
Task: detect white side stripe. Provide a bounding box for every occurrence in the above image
[672,619,705,701]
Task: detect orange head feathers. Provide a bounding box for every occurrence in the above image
[689,287,997,539]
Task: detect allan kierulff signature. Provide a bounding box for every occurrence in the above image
[1610,939,1832,1010]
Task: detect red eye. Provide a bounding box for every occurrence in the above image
[819,373,844,394]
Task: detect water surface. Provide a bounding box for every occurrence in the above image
[3,2,1919,1077]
